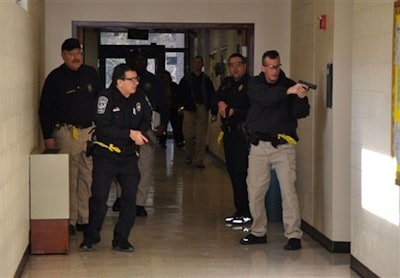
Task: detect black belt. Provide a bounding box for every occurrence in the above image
[55,122,93,130]
[249,132,287,148]
[257,133,273,141]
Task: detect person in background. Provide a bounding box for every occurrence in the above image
[177,55,216,168]
[213,53,252,225]
[159,70,184,148]
[79,64,152,252]
[39,38,102,236]
[240,50,310,251]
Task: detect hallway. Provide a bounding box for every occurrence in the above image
[22,140,360,278]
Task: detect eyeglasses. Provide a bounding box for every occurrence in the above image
[123,76,140,82]
[228,61,244,67]
[263,64,281,70]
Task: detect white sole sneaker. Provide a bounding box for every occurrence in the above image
[232,216,252,225]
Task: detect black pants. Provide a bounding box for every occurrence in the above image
[159,111,184,145]
[223,128,250,217]
[84,154,140,243]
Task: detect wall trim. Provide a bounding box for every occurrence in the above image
[350,255,379,278]
[14,246,29,278]
[301,220,350,253]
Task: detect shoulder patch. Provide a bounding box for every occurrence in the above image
[97,96,108,114]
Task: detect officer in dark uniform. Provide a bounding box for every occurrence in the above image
[39,38,102,235]
[115,51,169,217]
[79,64,152,252]
[240,50,310,250]
[213,53,252,225]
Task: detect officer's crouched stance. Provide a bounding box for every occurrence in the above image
[80,64,152,252]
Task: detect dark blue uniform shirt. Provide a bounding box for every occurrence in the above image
[94,85,152,158]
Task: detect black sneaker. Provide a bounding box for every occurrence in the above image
[79,239,94,251]
[240,234,267,245]
[69,224,76,236]
[112,197,121,212]
[283,238,302,250]
[136,205,148,217]
[232,216,252,225]
[224,215,236,223]
[112,239,134,252]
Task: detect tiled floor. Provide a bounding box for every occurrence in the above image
[22,140,360,278]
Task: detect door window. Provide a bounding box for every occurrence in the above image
[100,32,186,85]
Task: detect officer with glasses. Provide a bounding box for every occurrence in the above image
[240,50,310,251]
[80,64,152,252]
[212,53,252,226]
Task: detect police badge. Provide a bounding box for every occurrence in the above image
[135,102,142,115]
[97,96,108,114]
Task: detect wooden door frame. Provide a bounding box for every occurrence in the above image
[72,21,255,75]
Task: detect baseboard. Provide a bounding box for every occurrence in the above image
[301,220,350,253]
[350,255,379,278]
[14,246,30,278]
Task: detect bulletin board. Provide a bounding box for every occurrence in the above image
[393,1,400,185]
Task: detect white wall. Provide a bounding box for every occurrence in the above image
[0,1,43,277]
[351,1,400,276]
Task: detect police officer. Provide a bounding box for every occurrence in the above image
[80,64,152,252]
[214,53,252,225]
[240,50,310,250]
[39,38,102,235]
[113,51,169,217]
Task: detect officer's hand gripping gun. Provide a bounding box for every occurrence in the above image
[141,130,157,149]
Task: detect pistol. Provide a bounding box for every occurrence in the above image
[141,130,157,149]
[298,80,317,90]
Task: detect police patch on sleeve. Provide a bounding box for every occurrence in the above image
[97,96,108,114]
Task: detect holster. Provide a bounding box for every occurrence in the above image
[85,128,97,157]
[220,124,231,133]
[248,133,259,146]
[85,140,95,157]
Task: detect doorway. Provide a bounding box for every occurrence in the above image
[73,22,254,87]
[99,44,166,87]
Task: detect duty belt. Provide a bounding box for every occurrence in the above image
[55,122,93,130]
[55,122,93,140]
[91,140,139,157]
[92,141,121,153]
[250,133,297,148]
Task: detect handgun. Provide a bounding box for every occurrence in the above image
[141,130,157,149]
[298,80,317,90]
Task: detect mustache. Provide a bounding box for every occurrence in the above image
[72,59,81,63]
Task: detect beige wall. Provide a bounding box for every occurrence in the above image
[291,0,353,243]
[351,1,400,277]
[0,0,43,277]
